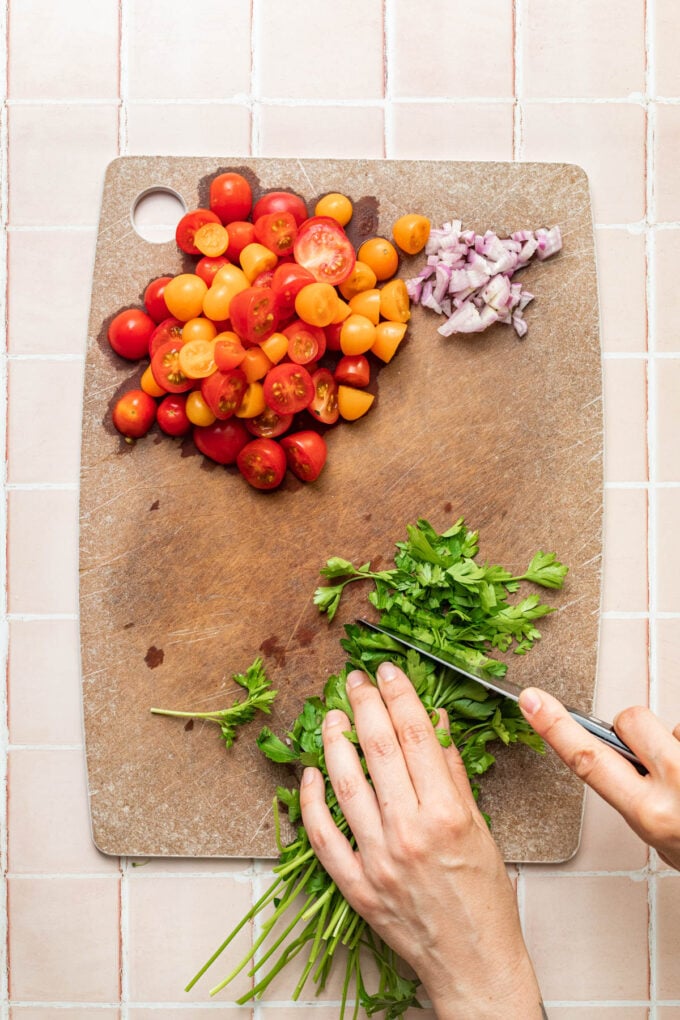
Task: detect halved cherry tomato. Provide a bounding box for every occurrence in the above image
[271,262,316,319]
[293,216,356,286]
[195,255,230,286]
[144,277,173,323]
[314,192,352,227]
[148,317,183,357]
[337,384,375,420]
[237,437,287,491]
[240,242,278,283]
[263,363,314,415]
[338,260,378,300]
[334,354,370,388]
[245,407,293,439]
[295,282,339,327]
[229,287,278,345]
[254,210,298,256]
[379,278,410,323]
[157,393,191,437]
[309,367,339,425]
[252,190,308,227]
[108,308,156,360]
[283,319,326,365]
[324,321,343,352]
[224,220,256,262]
[281,431,327,482]
[258,331,289,364]
[201,368,248,419]
[252,268,276,289]
[214,332,247,370]
[235,381,266,418]
[203,264,250,321]
[176,209,222,255]
[178,338,217,379]
[141,363,167,397]
[371,320,408,362]
[209,172,253,224]
[194,221,230,257]
[193,418,250,464]
[163,273,208,321]
[186,390,217,427]
[241,346,273,382]
[151,339,193,393]
[392,213,431,255]
[112,389,156,439]
[357,237,399,281]
[348,288,380,325]
[340,313,376,355]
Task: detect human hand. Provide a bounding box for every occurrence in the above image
[519,688,680,870]
[299,662,545,1019]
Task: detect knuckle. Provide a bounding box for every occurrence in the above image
[398,719,432,751]
[332,773,363,808]
[567,744,603,783]
[639,797,680,843]
[363,732,399,764]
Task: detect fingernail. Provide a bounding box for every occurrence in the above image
[301,767,315,786]
[346,670,366,689]
[377,661,399,683]
[520,688,542,715]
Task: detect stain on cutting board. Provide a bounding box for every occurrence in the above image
[80,157,602,861]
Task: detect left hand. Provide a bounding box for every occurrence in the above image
[299,661,545,1019]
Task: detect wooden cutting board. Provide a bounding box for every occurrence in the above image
[80,157,602,862]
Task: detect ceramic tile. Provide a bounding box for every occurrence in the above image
[257,0,384,100]
[652,229,680,353]
[521,0,645,99]
[603,357,648,483]
[656,488,680,612]
[126,0,251,101]
[126,103,251,157]
[126,855,253,875]
[126,875,253,1001]
[8,619,83,746]
[128,1011,250,1019]
[7,490,79,615]
[8,876,120,1001]
[596,617,649,719]
[655,357,680,481]
[521,102,646,224]
[8,0,119,100]
[8,749,116,875]
[388,0,513,98]
[654,104,680,223]
[658,1010,680,1019]
[388,102,514,161]
[601,488,648,614]
[10,1012,120,1020]
[595,228,647,353]
[258,104,384,158]
[654,0,680,95]
[656,875,680,998]
[655,617,680,725]
[7,229,96,355]
[558,787,648,873]
[547,1010,648,1019]
[8,104,119,227]
[8,359,84,484]
[522,874,649,999]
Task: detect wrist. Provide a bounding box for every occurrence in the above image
[420,948,543,1019]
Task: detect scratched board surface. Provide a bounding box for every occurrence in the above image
[80,157,602,861]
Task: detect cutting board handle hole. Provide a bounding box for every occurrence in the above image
[131,186,186,244]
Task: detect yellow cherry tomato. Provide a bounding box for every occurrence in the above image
[259,331,289,364]
[178,338,217,379]
[182,317,217,343]
[356,237,399,282]
[213,262,250,290]
[337,384,375,421]
[371,320,408,362]
[194,221,230,257]
[340,313,376,355]
[379,278,411,323]
[392,213,431,255]
[163,273,208,321]
[338,260,378,300]
[235,381,266,418]
[331,297,352,323]
[140,363,166,397]
[295,282,339,327]
[186,390,217,427]
[203,265,250,322]
[239,242,278,282]
[241,346,274,383]
[314,192,353,227]
[349,288,381,325]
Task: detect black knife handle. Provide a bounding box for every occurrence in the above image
[567,708,648,775]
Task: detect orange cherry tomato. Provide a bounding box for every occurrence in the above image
[294,282,339,327]
[140,363,167,397]
[338,260,378,300]
[371,320,408,362]
[178,338,217,380]
[356,237,399,282]
[214,332,247,370]
[392,213,431,255]
[239,242,278,282]
[379,279,411,323]
[235,381,267,418]
[241,346,274,383]
[337,384,375,421]
[182,317,218,343]
[340,313,376,355]
[163,273,208,322]
[186,390,217,427]
[194,221,230,257]
[259,331,289,364]
[349,288,380,325]
[314,192,353,227]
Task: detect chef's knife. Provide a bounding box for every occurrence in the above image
[357,618,646,774]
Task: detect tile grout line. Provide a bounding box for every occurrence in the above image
[512,0,523,160]
[1,0,9,1013]
[382,0,392,159]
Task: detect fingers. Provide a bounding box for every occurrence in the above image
[299,765,364,898]
[519,687,647,817]
[437,708,479,810]
[612,705,680,779]
[320,704,383,849]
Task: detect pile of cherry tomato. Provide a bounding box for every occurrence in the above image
[108,170,430,490]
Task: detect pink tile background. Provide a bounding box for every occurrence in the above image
[2,0,679,1015]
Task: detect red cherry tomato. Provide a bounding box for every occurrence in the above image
[193,418,250,463]
[334,353,371,388]
[148,317,184,357]
[209,172,253,224]
[283,319,326,365]
[229,287,278,345]
[195,255,230,286]
[309,367,339,425]
[263,363,315,415]
[224,220,256,263]
[214,333,247,371]
[254,210,298,256]
[270,262,316,319]
[293,216,356,286]
[156,393,192,437]
[252,190,308,227]
[112,389,157,439]
[151,339,192,393]
[175,208,222,255]
[108,308,156,360]
[237,437,287,490]
[200,368,248,419]
[252,268,276,289]
[144,277,173,323]
[245,407,294,439]
[324,321,343,352]
[280,430,328,482]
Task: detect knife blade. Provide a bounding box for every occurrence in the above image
[357,618,646,774]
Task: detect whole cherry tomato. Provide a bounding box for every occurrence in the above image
[224,220,256,263]
[252,190,308,227]
[156,393,192,437]
[112,389,157,439]
[270,262,316,319]
[144,277,173,323]
[195,255,230,286]
[108,308,156,360]
[193,418,250,464]
[209,172,253,224]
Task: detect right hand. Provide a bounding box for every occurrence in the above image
[519,687,680,870]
